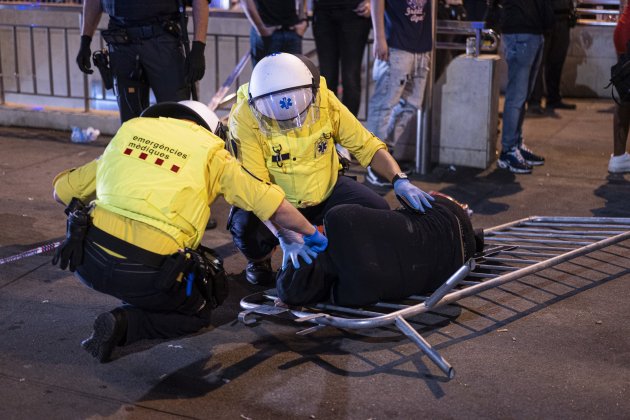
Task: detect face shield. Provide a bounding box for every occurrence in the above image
[249,87,320,135]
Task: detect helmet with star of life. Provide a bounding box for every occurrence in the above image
[247,53,321,135]
[140,100,227,141]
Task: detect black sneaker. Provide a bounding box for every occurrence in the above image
[366,166,391,188]
[518,144,545,166]
[526,104,546,117]
[497,148,533,174]
[547,101,576,110]
[81,309,127,363]
[205,217,217,230]
[246,258,274,286]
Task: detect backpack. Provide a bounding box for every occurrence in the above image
[607,43,630,105]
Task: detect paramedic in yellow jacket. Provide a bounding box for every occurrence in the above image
[228,53,434,286]
[52,100,327,363]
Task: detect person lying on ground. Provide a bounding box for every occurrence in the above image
[276,193,484,307]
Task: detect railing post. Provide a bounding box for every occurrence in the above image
[415,0,438,175]
[0,30,4,105]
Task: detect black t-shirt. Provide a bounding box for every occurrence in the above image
[254,0,300,26]
[385,0,433,54]
[313,0,363,10]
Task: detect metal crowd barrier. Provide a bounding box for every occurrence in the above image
[238,216,630,379]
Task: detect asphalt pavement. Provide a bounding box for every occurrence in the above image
[0,99,629,419]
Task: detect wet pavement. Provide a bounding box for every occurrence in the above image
[1,98,629,419]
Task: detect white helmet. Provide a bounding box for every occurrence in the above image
[248,53,320,133]
[140,100,223,138]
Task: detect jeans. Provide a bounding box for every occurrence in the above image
[366,48,430,151]
[312,6,371,116]
[250,28,303,67]
[501,33,544,152]
[228,175,389,261]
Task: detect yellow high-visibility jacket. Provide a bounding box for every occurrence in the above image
[228,77,386,208]
[53,117,285,255]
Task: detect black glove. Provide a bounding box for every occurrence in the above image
[76,35,93,74]
[52,210,89,272]
[64,197,86,216]
[186,41,206,83]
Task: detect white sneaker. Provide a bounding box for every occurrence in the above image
[608,152,630,173]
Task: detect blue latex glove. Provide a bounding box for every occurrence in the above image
[303,227,328,252]
[279,237,319,269]
[393,179,434,213]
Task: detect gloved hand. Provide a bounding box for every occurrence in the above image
[393,179,434,213]
[277,228,317,269]
[279,236,318,269]
[186,41,206,83]
[52,210,88,272]
[76,35,93,74]
[303,227,328,253]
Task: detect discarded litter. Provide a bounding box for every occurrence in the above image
[71,126,100,143]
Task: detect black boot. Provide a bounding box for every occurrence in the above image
[245,258,274,286]
[81,308,127,363]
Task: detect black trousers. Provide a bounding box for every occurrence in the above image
[107,30,190,122]
[76,240,211,345]
[228,175,390,261]
[529,18,572,106]
[312,6,372,116]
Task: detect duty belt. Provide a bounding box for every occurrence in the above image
[101,21,172,44]
[86,225,169,268]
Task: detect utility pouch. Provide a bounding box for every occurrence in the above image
[162,20,181,38]
[187,246,229,309]
[101,28,130,45]
[155,251,193,291]
[92,49,113,90]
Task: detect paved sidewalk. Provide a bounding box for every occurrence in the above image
[0,99,629,419]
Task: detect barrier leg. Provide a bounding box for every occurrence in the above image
[395,316,454,379]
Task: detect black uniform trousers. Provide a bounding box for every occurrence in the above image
[107,23,190,122]
[76,239,211,345]
[312,5,372,116]
[529,17,572,107]
[228,175,390,261]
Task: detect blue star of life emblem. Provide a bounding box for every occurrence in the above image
[317,140,327,154]
[279,97,293,109]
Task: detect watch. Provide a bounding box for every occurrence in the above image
[392,172,408,185]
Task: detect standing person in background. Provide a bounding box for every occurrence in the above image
[240,0,309,67]
[463,0,487,21]
[487,0,554,174]
[609,1,630,173]
[312,0,372,117]
[527,0,578,116]
[365,0,433,187]
[76,0,209,123]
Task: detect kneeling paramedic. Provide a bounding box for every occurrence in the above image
[51,100,327,363]
[227,53,434,285]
